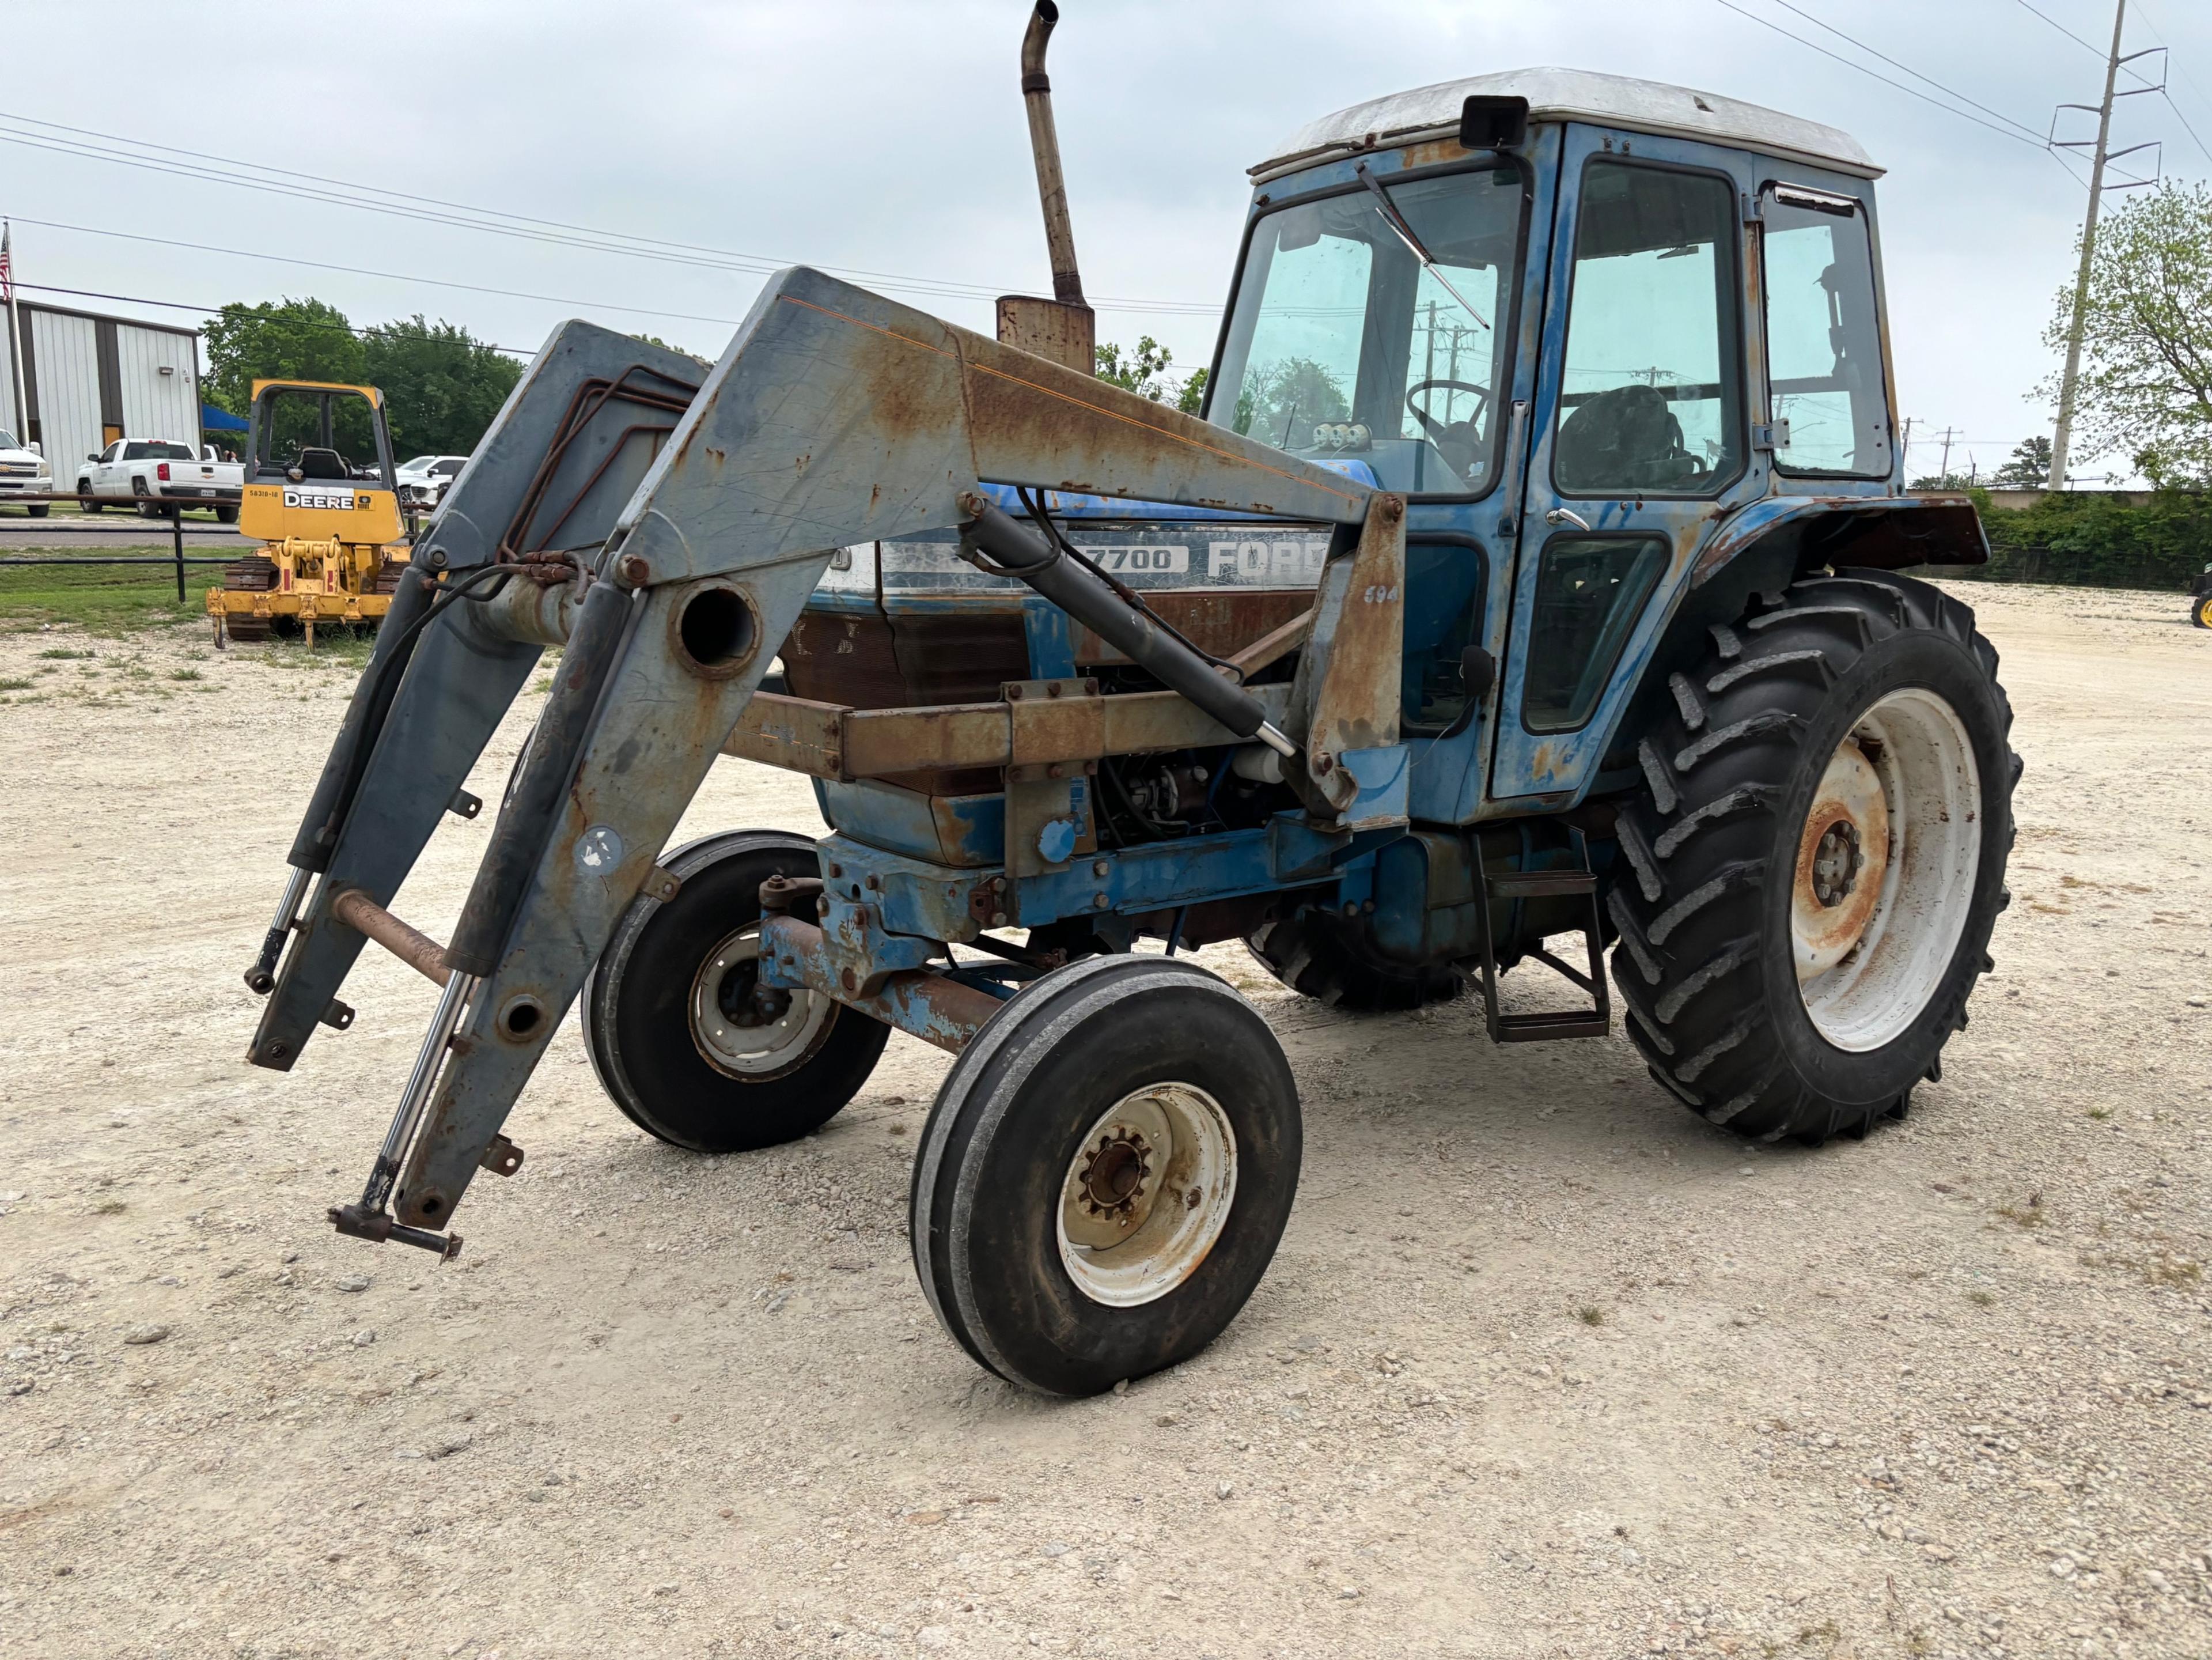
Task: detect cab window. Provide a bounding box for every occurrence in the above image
[1210,164,1527,496]
[1554,161,1744,497]
[1762,186,1891,477]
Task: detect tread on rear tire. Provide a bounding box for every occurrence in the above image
[1607,570,2018,1144]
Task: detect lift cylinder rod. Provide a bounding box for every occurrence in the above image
[959,492,1297,756]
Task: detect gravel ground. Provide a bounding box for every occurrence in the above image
[0,581,2206,1660]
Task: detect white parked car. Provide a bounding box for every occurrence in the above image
[77,440,245,523]
[394,453,468,508]
[0,428,54,516]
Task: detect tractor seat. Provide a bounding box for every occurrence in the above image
[296,448,348,481]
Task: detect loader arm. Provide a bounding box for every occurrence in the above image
[249,266,1380,1248]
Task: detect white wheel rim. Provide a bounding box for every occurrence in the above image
[1793,687,1982,1052]
[1056,1083,1237,1309]
[688,924,831,1077]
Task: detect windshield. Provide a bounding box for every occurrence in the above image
[0,431,18,451]
[1209,164,1525,494]
[399,455,437,472]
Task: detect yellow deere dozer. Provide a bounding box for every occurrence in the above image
[210,379,412,646]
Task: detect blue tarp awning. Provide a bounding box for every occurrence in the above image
[200,402,249,433]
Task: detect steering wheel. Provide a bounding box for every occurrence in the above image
[1404,379,1490,479]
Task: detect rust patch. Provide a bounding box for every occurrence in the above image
[1794,740,1888,967]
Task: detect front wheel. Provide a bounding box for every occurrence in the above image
[911,955,1301,1396]
[25,503,49,519]
[583,829,888,1153]
[79,486,100,513]
[1608,572,2018,1144]
[2192,589,2212,630]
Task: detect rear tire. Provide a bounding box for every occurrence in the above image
[584,829,888,1154]
[911,955,1301,1396]
[1607,571,2017,1144]
[1246,907,1464,1011]
[216,504,238,525]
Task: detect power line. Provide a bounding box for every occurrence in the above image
[0,109,1219,318]
[10,279,541,357]
[1758,0,2048,141]
[2127,0,2212,167]
[1710,0,2050,148]
[3,213,759,332]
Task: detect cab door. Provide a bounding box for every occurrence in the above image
[1490,124,1767,806]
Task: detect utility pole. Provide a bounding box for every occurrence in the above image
[1,222,25,452]
[1900,415,1914,480]
[2048,0,2128,493]
[1938,425,1957,486]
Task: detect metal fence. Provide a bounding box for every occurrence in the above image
[0,493,235,602]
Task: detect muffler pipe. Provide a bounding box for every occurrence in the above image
[1020,2,1085,307]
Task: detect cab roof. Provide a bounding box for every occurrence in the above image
[1251,67,1879,184]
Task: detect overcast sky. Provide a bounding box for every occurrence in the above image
[5,0,2207,483]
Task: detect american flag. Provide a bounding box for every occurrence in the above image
[0,224,12,305]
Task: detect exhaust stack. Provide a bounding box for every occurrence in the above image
[997,1,1096,374]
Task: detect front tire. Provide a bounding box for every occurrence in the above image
[911,955,1301,1396]
[79,485,100,513]
[583,829,888,1153]
[1608,572,2018,1143]
[2193,589,2212,630]
[25,503,48,519]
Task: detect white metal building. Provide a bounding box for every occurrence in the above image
[0,301,206,473]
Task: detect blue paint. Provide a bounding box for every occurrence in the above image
[1021,596,1076,680]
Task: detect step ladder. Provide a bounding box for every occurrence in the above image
[1472,830,1611,1043]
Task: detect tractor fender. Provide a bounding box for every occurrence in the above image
[1599,493,1991,777]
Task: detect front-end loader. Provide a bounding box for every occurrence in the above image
[237,9,2016,1396]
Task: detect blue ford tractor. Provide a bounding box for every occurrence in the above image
[241,7,2016,1396]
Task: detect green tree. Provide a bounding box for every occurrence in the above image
[1095,336,1209,414]
[1094,335,1176,399]
[362,316,524,457]
[202,297,366,419]
[1229,356,1351,445]
[1992,435,2052,488]
[2041,180,2212,486]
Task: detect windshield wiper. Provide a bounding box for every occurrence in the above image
[1357,163,1490,331]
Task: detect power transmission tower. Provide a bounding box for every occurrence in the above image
[2047,0,2166,492]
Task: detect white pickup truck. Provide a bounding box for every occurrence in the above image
[0,427,54,516]
[75,439,245,522]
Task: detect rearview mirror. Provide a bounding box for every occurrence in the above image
[1460,95,1529,150]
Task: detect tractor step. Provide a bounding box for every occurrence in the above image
[1473,833,1612,1043]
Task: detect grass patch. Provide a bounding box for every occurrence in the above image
[1968,1289,1997,1307]
[2086,1107,2112,1121]
[0,559,223,636]
[1995,1194,2046,1229]
[35,646,93,660]
[1575,1304,1606,1326]
[169,668,203,682]
[0,677,29,691]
